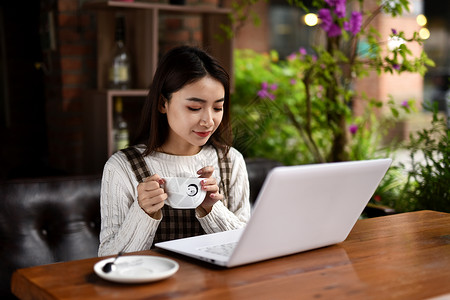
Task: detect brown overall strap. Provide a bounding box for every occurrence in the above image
[121,147,205,246]
[121,147,151,183]
[215,147,231,208]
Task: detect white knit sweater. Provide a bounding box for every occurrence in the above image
[98,145,251,257]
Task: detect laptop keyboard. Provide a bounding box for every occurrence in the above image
[197,242,238,257]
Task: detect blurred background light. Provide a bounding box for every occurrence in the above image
[416,14,427,26]
[419,27,430,39]
[304,13,318,27]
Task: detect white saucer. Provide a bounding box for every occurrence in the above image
[94,255,179,283]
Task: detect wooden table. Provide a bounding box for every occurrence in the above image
[11,210,450,300]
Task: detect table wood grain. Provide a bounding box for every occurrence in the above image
[11,210,450,299]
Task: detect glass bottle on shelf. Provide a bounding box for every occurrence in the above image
[108,15,131,89]
[113,97,129,151]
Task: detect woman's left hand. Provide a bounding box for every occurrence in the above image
[197,166,223,213]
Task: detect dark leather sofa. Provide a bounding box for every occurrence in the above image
[0,158,282,299]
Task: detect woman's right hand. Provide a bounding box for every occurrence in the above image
[137,174,166,219]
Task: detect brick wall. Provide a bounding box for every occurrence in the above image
[159,0,219,52]
[354,13,423,115]
[225,0,270,52]
[42,0,96,175]
[159,13,202,54]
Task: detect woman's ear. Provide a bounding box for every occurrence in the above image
[159,96,167,114]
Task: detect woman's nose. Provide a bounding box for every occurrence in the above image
[200,110,214,127]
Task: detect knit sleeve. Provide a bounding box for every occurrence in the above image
[197,148,251,233]
[98,153,161,257]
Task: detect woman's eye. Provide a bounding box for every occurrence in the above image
[188,107,201,111]
[214,107,223,112]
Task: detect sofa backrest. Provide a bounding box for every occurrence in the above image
[0,175,102,299]
[245,158,283,204]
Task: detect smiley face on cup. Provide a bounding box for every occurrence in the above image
[186,184,199,197]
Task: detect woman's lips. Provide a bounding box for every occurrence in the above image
[194,131,211,138]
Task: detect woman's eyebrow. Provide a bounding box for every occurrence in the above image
[186,97,224,103]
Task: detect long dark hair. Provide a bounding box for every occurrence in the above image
[132,45,232,156]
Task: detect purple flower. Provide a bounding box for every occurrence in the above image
[290,79,297,85]
[312,55,317,62]
[319,9,333,32]
[325,0,347,8]
[328,23,342,37]
[391,28,397,35]
[401,100,409,108]
[348,11,362,35]
[316,86,323,98]
[349,124,358,135]
[334,1,346,18]
[257,89,266,98]
[257,82,276,101]
[269,84,278,91]
[343,21,350,31]
[299,47,307,55]
[392,63,400,70]
[287,53,297,61]
[257,89,275,101]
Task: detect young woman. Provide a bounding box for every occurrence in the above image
[98,45,250,256]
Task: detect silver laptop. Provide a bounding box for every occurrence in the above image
[155,158,392,267]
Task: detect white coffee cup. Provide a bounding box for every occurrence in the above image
[162,177,206,209]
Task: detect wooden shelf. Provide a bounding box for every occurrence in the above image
[82,90,148,173]
[84,0,233,90]
[83,0,231,14]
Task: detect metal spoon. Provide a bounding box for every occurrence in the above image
[102,251,123,273]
